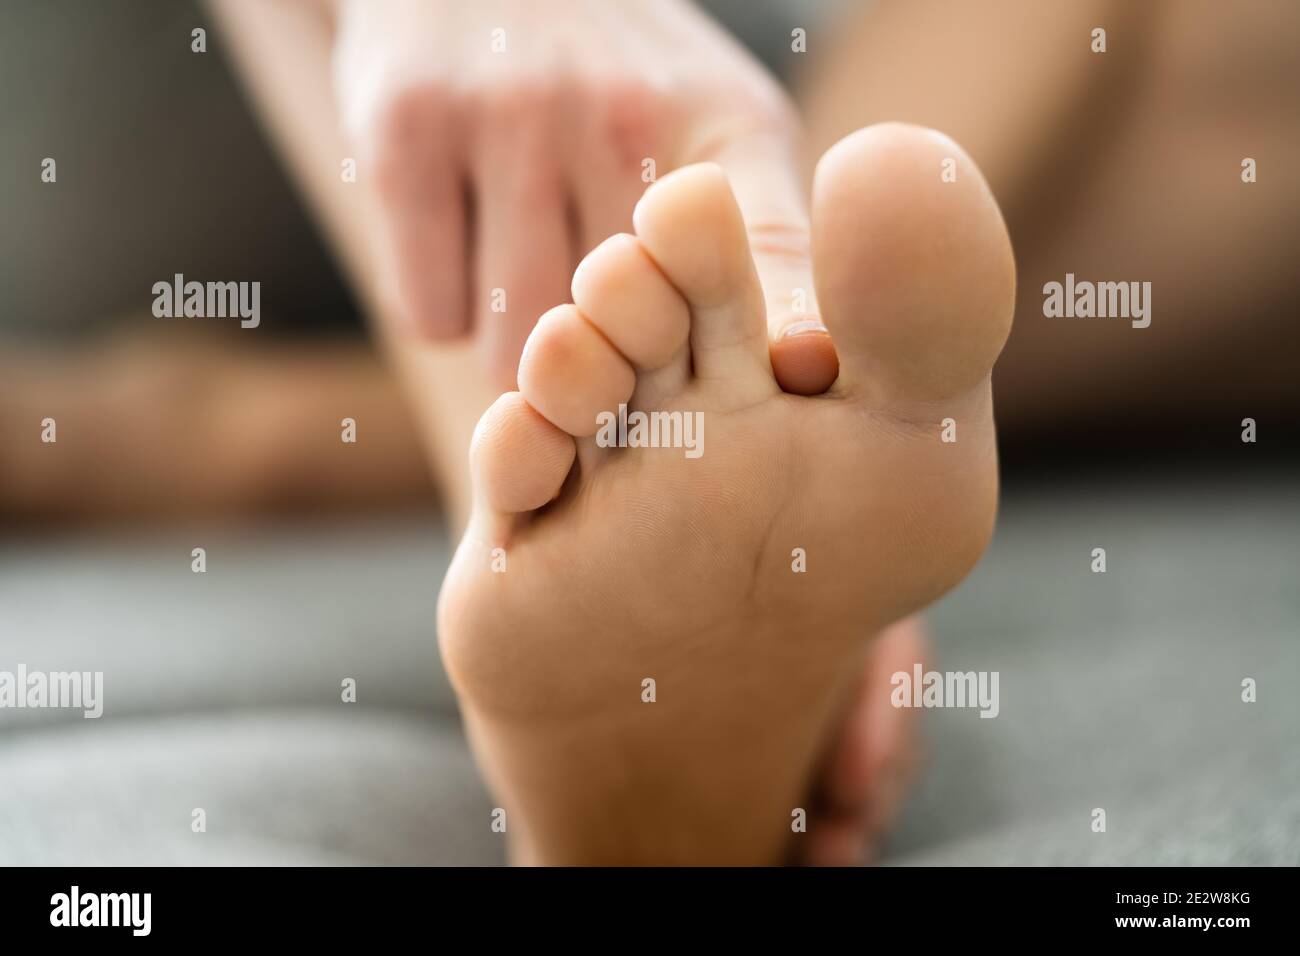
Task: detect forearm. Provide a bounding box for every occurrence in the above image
[207,0,481,520]
[206,0,372,299]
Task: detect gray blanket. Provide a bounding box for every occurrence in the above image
[2,475,1296,865]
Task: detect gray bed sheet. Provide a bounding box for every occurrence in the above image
[2,474,1296,865]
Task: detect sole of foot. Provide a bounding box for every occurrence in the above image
[438,122,1014,865]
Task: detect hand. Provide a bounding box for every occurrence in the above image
[331,0,805,387]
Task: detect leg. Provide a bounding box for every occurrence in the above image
[798,0,1300,433]
[1,325,430,522]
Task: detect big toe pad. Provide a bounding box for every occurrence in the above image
[812,123,1015,403]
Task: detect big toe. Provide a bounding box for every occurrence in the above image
[812,123,1015,407]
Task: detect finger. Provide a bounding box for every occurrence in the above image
[473,150,574,389]
[568,98,655,260]
[573,165,648,265]
[704,129,840,395]
[564,0,668,257]
[369,97,469,339]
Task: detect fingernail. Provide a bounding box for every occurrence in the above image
[781,319,828,338]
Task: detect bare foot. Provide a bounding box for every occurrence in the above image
[209,1,952,864]
[437,123,1014,865]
